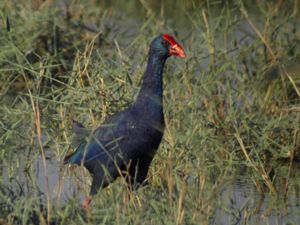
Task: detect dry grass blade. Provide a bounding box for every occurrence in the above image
[234,133,277,196]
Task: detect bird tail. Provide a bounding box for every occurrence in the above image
[63,141,86,165]
[63,152,74,164]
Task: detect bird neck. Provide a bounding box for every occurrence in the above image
[135,53,167,107]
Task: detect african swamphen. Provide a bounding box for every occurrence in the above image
[64,34,186,209]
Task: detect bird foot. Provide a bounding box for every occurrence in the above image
[82,196,92,210]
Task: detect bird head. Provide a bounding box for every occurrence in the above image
[150,34,186,59]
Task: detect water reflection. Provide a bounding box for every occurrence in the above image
[1,151,87,206]
[215,166,300,224]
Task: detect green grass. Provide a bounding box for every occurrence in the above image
[0,0,300,224]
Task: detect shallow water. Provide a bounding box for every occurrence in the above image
[2,150,300,224]
[216,175,300,224]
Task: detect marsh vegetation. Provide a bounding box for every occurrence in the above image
[0,0,300,224]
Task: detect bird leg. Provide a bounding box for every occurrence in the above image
[127,155,153,190]
[85,162,119,209]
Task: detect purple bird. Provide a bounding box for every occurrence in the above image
[64,34,186,209]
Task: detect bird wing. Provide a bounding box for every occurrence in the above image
[64,111,130,169]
